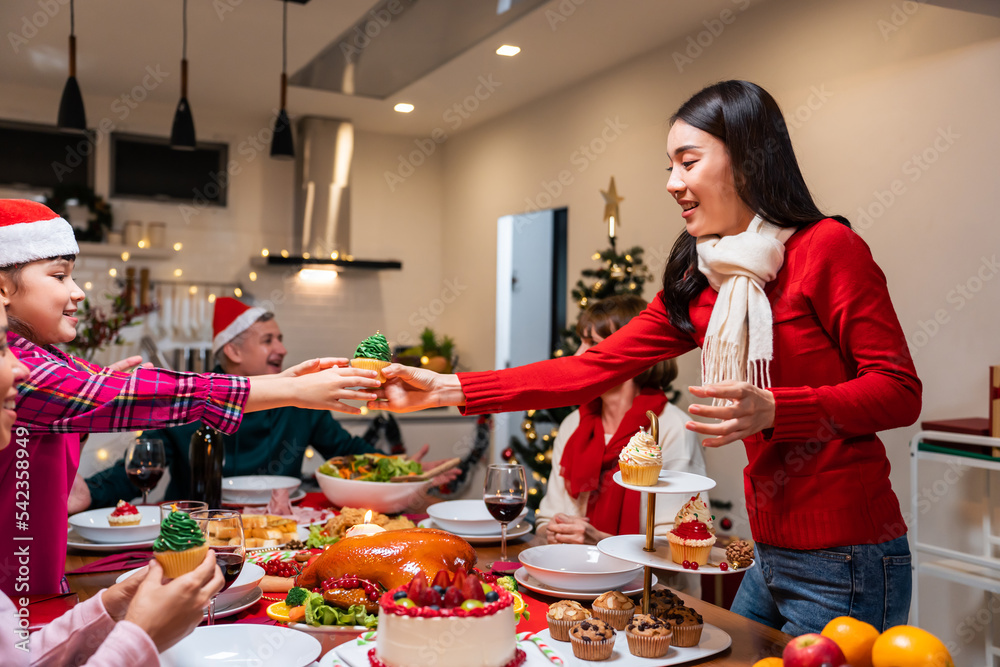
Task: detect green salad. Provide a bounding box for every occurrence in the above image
[318,454,422,483]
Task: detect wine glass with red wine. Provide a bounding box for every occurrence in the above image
[124,437,166,506]
[190,509,245,625]
[483,464,527,564]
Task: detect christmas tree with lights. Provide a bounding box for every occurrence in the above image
[505,177,653,516]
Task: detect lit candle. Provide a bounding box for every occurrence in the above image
[345,510,386,538]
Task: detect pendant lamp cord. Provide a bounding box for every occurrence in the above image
[182,0,188,60]
[282,0,288,75]
[69,0,75,37]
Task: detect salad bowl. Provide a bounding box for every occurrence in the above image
[315,455,433,514]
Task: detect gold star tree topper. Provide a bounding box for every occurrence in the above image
[601,176,624,239]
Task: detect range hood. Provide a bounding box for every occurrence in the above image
[256,116,401,271]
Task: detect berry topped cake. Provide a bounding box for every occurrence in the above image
[372,570,524,667]
[351,332,392,383]
[667,494,716,566]
[108,500,141,526]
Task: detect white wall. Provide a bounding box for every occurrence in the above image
[432,0,1000,657]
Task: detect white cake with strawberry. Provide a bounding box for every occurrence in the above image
[371,570,524,667]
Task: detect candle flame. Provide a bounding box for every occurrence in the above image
[363,510,373,525]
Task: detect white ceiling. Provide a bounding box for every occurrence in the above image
[1,0,769,136]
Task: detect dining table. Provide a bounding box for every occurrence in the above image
[62,493,790,666]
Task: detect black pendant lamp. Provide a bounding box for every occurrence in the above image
[170,0,197,150]
[57,0,87,133]
[270,0,294,159]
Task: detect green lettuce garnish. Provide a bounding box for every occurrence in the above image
[305,524,340,549]
[304,592,378,628]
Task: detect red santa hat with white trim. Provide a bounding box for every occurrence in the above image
[212,297,268,355]
[0,199,80,267]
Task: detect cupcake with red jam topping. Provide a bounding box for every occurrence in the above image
[666,494,716,565]
[108,500,141,526]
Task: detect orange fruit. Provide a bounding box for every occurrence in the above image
[265,601,292,623]
[822,616,879,667]
[752,658,783,667]
[872,625,954,667]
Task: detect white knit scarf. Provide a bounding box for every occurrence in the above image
[696,214,795,396]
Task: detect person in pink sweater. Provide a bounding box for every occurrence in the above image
[0,199,383,595]
[0,302,224,666]
[370,81,921,634]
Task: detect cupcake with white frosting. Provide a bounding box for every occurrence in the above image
[618,427,661,486]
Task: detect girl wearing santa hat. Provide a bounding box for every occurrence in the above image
[0,199,380,595]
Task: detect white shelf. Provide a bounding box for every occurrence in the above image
[78,241,173,260]
[917,559,1000,595]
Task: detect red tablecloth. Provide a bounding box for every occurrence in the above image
[224,492,550,632]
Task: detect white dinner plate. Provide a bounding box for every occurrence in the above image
[598,535,754,575]
[222,475,302,504]
[67,505,162,543]
[531,624,732,666]
[161,623,321,667]
[205,586,263,620]
[513,567,657,601]
[335,632,539,667]
[612,470,717,495]
[66,527,155,552]
[418,518,532,544]
[222,488,307,508]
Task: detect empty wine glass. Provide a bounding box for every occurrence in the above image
[124,437,166,505]
[483,464,527,564]
[159,500,207,522]
[190,509,245,625]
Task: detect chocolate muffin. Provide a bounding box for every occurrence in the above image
[569,618,617,661]
[625,613,673,658]
[649,588,684,617]
[659,605,704,647]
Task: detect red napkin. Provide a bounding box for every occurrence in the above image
[491,561,522,575]
[64,551,153,575]
[26,593,79,632]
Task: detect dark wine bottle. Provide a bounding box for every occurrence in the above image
[189,425,225,507]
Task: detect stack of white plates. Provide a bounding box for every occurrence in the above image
[221,475,301,505]
[422,499,530,543]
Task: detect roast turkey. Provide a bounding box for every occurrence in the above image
[296,527,478,591]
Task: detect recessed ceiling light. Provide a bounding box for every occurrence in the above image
[394,103,415,113]
[496,45,521,57]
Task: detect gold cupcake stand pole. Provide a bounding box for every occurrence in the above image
[641,410,658,615]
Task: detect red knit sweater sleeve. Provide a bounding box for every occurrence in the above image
[459,294,697,414]
[769,223,922,440]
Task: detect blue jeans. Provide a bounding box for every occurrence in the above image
[730,535,912,635]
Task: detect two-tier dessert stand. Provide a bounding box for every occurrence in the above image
[596,411,752,615]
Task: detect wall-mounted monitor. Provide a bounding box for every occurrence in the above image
[0,120,94,191]
[110,132,228,206]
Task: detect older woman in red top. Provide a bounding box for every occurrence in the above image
[371,80,920,635]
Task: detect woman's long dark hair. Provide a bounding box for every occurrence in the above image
[660,80,849,333]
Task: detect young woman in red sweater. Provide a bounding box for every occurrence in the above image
[371,80,920,634]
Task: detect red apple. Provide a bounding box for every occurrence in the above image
[783,633,847,667]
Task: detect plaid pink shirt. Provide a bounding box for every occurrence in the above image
[0,332,249,595]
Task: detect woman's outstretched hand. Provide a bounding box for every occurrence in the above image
[367,364,466,413]
[685,381,776,447]
[247,366,381,415]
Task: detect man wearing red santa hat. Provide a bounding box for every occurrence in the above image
[78,297,390,508]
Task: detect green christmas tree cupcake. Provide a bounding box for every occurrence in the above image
[350,331,391,383]
[153,510,208,579]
